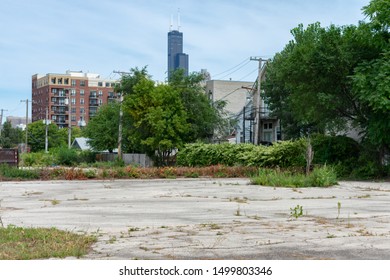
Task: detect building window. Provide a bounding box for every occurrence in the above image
[80,108,85,114]
[80,89,84,96]
[71,80,76,86]
[80,98,84,105]
[51,77,56,84]
[58,78,63,85]
[71,108,76,114]
[71,89,76,96]
[98,90,103,96]
[51,88,57,94]
[98,82,103,87]
[99,99,103,105]
[71,98,76,105]
[80,80,86,86]
[71,115,76,122]
[64,78,69,85]
[105,82,110,87]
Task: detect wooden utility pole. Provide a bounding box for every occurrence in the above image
[113,70,131,160]
[250,57,268,145]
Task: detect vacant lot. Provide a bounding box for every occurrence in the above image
[1,178,390,259]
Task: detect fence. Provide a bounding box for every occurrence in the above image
[0,148,19,167]
[96,153,153,167]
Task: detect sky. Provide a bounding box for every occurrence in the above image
[0,0,370,120]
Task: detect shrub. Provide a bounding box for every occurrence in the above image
[55,148,79,166]
[176,140,307,168]
[311,134,360,165]
[78,150,97,164]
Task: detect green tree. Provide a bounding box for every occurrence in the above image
[83,102,131,153]
[122,73,189,165]
[169,69,223,142]
[27,121,66,152]
[0,121,23,148]
[351,0,390,159]
[264,22,381,139]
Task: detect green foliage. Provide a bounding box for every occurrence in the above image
[251,166,338,188]
[83,102,131,153]
[27,121,66,152]
[0,164,40,180]
[290,205,303,219]
[55,147,79,166]
[311,134,360,165]
[0,121,23,148]
[177,140,306,168]
[20,152,55,167]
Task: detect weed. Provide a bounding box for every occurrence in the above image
[51,199,60,206]
[327,233,336,238]
[0,225,96,259]
[235,205,241,216]
[337,201,341,219]
[108,236,117,244]
[290,205,303,219]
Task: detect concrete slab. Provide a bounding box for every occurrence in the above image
[1,178,390,259]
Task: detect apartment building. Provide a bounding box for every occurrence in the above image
[32,71,118,128]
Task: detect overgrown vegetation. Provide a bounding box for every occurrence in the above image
[0,225,96,260]
[176,135,387,179]
[0,164,40,180]
[250,166,338,188]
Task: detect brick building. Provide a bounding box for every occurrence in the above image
[32,71,118,128]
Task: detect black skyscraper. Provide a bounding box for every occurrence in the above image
[167,29,189,79]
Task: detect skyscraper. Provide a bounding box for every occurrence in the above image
[167,15,189,79]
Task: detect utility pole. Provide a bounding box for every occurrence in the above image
[113,70,131,160]
[20,99,30,151]
[45,106,49,153]
[0,109,8,137]
[250,57,268,145]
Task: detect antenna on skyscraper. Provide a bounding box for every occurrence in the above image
[170,14,173,31]
[177,8,181,31]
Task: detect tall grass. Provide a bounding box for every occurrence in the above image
[251,165,338,188]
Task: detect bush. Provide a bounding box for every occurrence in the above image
[55,148,79,166]
[311,134,360,165]
[20,152,55,167]
[176,140,307,168]
[78,150,97,164]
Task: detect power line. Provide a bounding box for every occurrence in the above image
[213,57,250,78]
[219,60,251,80]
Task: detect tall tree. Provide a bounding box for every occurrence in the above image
[122,73,189,165]
[264,21,381,138]
[351,0,390,159]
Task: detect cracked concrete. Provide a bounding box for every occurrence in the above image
[1,178,390,259]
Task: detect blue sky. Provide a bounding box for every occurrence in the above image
[0,0,369,120]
